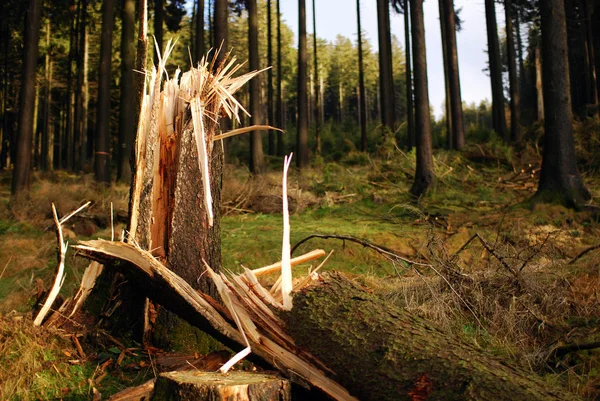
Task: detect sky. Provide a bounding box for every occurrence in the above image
[278,0,506,119]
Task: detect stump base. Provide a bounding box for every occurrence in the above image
[152,371,291,401]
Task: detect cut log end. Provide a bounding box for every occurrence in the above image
[152,371,291,401]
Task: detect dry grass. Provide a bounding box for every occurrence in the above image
[0,312,88,400]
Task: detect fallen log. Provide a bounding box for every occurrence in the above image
[74,240,579,400]
[74,239,356,401]
[281,272,580,401]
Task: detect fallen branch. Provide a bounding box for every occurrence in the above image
[569,243,600,264]
[74,239,357,401]
[291,234,429,267]
[34,202,90,326]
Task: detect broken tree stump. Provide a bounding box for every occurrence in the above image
[281,272,580,401]
[152,371,290,401]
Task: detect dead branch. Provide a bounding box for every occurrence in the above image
[291,234,430,267]
[569,243,600,264]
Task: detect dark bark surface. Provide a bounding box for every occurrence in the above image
[442,0,464,149]
[296,0,309,168]
[194,0,204,64]
[94,0,114,183]
[376,0,395,131]
[153,0,164,66]
[267,0,275,155]
[404,0,414,150]
[312,0,320,155]
[118,0,135,183]
[357,0,367,152]
[276,0,284,156]
[12,0,42,194]
[282,272,580,401]
[534,0,591,207]
[248,0,265,174]
[484,0,507,141]
[505,0,521,143]
[409,0,434,197]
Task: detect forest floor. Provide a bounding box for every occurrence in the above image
[0,141,599,400]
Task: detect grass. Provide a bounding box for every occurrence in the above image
[1,141,600,399]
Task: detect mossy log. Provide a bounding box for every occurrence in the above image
[281,272,579,401]
[151,371,290,401]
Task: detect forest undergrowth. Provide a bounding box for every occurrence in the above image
[0,140,599,399]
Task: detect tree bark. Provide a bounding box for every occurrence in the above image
[153,0,164,66]
[296,0,309,168]
[505,0,521,144]
[409,0,434,197]
[581,0,598,112]
[248,0,265,174]
[282,272,580,401]
[357,0,367,152]
[11,0,42,195]
[73,0,87,171]
[376,0,395,131]
[484,0,507,141]
[404,0,414,151]
[534,0,591,208]
[267,0,275,155]
[438,0,452,149]
[118,0,136,183]
[40,19,52,171]
[214,0,227,65]
[535,44,544,121]
[442,0,464,149]
[276,0,284,156]
[312,0,320,155]
[94,0,115,183]
[194,0,204,64]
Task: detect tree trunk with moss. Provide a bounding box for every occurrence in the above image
[534,0,591,208]
[281,272,579,401]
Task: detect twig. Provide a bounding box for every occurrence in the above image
[569,243,600,264]
[291,234,430,267]
[451,233,519,280]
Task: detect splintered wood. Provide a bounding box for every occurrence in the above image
[74,240,356,401]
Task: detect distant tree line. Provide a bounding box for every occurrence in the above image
[1,0,598,206]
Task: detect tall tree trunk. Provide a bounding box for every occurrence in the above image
[73,0,87,171]
[312,0,320,155]
[153,0,164,66]
[442,0,464,149]
[404,0,415,151]
[248,0,265,174]
[95,0,115,183]
[267,0,275,155]
[214,0,227,64]
[535,45,544,121]
[41,19,51,171]
[581,0,598,112]
[515,6,528,125]
[376,0,395,131]
[357,0,367,152]
[65,5,77,170]
[296,0,309,168]
[118,0,136,182]
[484,0,507,141]
[276,0,284,156]
[12,0,42,195]
[194,0,204,63]
[409,0,434,197]
[505,0,521,143]
[535,0,591,207]
[439,0,452,149]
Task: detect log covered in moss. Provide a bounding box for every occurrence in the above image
[281,272,579,401]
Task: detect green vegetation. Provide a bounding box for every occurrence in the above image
[0,137,599,399]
